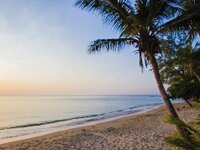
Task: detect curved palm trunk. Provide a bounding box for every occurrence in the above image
[193,70,200,82]
[184,99,193,107]
[148,52,192,140]
[148,52,179,118]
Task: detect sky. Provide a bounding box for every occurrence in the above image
[0,0,159,95]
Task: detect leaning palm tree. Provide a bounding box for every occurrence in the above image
[75,0,194,136]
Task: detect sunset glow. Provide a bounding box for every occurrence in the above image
[0,0,158,95]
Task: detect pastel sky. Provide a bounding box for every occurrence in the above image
[0,0,159,95]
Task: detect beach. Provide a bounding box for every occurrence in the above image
[0,95,163,140]
[0,103,198,150]
[0,0,198,149]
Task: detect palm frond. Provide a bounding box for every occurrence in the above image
[88,38,137,53]
[193,103,200,111]
[165,115,200,137]
[165,135,197,150]
[165,114,200,150]
[161,2,200,35]
[149,0,183,24]
[74,0,135,32]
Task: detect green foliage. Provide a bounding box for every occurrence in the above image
[165,116,200,136]
[164,0,200,36]
[75,0,188,70]
[168,78,200,100]
[88,38,137,53]
[165,115,200,150]
[193,103,200,111]
[165,135,199,150]
[158,43,200,101]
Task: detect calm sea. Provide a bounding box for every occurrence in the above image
[0,95,163,141]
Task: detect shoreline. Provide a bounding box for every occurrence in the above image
[0,104,162,145]
[0,103,198,149]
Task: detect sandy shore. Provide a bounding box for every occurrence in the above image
[0,103,198,150]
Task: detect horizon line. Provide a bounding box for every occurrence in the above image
[0,94,160,97]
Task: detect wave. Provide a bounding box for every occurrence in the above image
[0,103,162,131]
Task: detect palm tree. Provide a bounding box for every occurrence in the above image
[164,0,200,36]
[75,0,182,118]
[158,43,200,106]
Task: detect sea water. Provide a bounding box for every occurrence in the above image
[0,95,163,141]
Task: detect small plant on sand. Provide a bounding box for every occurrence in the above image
[165,104,200,150]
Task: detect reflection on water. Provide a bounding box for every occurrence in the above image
[0,95,163,140]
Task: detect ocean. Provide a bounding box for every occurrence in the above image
[0,95,164,141]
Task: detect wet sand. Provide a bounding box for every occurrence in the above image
[0,103,198,150]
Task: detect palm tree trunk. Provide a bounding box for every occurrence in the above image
[148,52,191,140]
[148,52,179,118]
[184,99,193,107]
[193,70,200,82]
